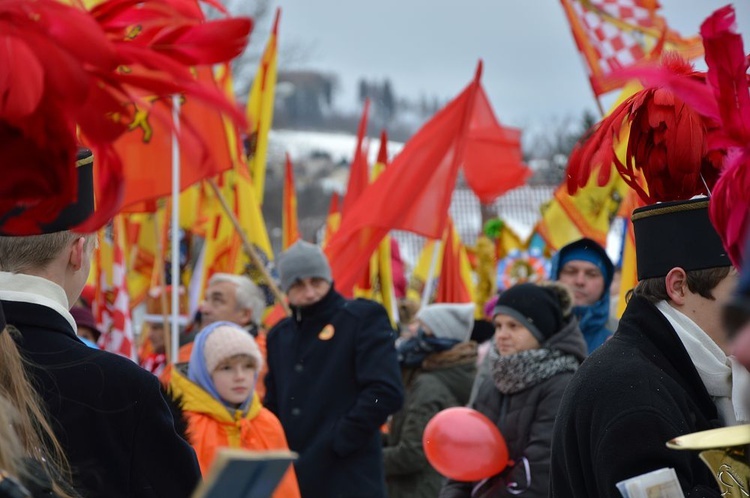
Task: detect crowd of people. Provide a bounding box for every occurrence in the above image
[3,165,750,498]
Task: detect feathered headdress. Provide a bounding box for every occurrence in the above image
[0,0,252,235]
[566,5,749,268]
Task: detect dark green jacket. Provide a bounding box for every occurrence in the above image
[384,342,478,498]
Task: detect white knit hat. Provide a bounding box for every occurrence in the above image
[416,303,475,342]
[203,325,263,373]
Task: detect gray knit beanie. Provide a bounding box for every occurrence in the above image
[278,240,332,293]
[416,303,475,342]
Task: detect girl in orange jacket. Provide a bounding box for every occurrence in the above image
[170,321,300,498]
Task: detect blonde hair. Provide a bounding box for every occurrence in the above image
[0,328,77,497]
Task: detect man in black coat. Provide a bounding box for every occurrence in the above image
[0,149,201,498]
[264,240,404,498]
[550,198,744,498]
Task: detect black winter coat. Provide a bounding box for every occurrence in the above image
[549,295,722,498]
[440,317,587,498]
[264,287,404,498]
[5,300,201,498]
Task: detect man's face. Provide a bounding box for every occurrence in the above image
[558,260,606,307]
[201,281,252,327]
[287,277,331,307]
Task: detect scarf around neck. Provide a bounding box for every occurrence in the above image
[397,329,461,367]
[656,301,750,424]
[490,345,579,394]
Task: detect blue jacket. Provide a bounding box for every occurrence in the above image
[264,287,404,498]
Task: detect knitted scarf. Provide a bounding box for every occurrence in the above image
[490,346,580,394]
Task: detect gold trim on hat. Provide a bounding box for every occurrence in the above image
[631,199,709,221]
[76,154,94,168]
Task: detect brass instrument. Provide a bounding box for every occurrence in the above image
[667,424,750,497]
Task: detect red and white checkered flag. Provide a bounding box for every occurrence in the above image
[561,0,702,96]
[94,217,136,361]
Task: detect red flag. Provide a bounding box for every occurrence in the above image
[462,87,530,204]
[341,99,371,218]
[325,63,483,295]
[282,152,301,250]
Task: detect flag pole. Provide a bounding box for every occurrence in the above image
[170,95,181,364]
[207,179,291,316]
[152,207,173,364]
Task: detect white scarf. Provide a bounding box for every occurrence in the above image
[0,271,75,332]
[656,301,750,425]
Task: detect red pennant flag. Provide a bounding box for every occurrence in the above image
[341,99,371,218]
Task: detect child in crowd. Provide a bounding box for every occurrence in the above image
[169,321,300,498]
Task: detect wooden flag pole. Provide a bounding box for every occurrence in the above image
[208,179,291,316]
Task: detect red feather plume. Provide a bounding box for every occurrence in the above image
[700,6,750,268]
[566,53,722,204]
[0,0,252,235]
[572,5,750,268]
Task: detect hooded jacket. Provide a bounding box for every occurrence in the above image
[550,239,615,353]
[169,368,300,498]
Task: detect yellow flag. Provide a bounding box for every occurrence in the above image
[246,9,280,204]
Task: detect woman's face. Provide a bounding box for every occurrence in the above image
[493,314,540,356]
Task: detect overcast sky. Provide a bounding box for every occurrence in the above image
[268,0,750,131]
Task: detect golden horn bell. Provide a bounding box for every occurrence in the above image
[667,424,750,497]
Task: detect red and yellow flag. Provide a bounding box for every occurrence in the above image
[116,67,237,211]
[282,153,300,250]
[536,82,641,250]
[434,219,474,305]
[246,8,280,204]
[322,193,342,249]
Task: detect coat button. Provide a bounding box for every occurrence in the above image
[294,363,304,373]
[291,407,301,416]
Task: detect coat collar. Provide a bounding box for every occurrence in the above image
[290,285,346,324]
[619,295,718,419]
[0,271,75,332]
[170,368,262,423]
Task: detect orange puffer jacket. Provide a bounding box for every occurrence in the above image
[170,369,300,498]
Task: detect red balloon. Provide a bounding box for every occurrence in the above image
[423,407,509,481]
